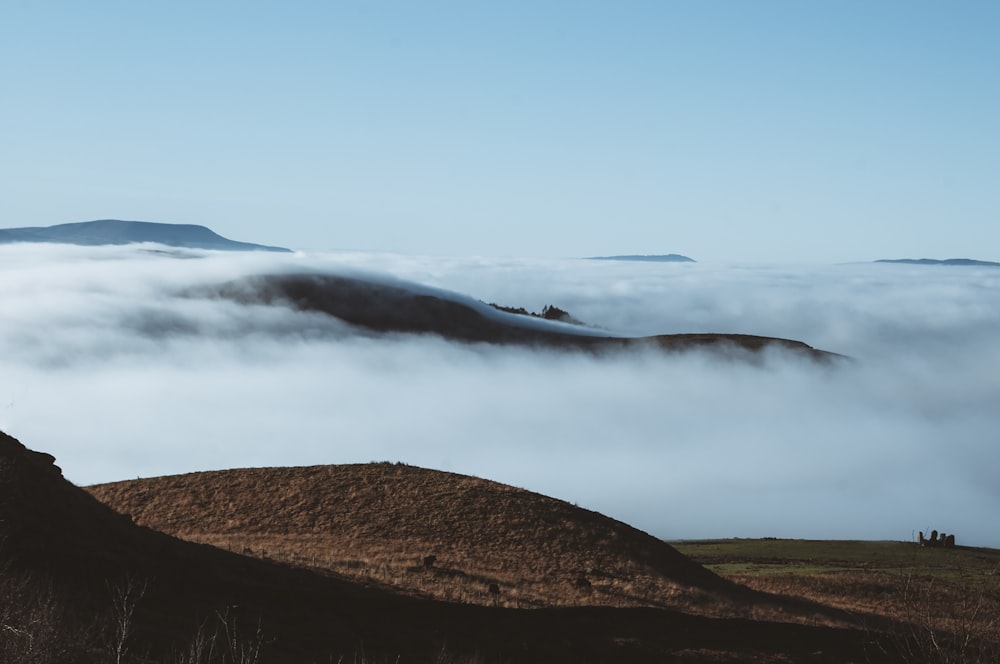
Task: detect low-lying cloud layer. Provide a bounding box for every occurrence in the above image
[2,244,998,547]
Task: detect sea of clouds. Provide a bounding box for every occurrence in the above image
[2,244,998,547]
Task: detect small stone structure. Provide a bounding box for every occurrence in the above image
[918,530,956,548]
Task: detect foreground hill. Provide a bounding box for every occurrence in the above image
[1,430,902,662]
[88,464,739,611]
[200,273,841,361]
[0,219,292,252]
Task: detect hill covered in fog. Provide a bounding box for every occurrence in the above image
[201,272,839,360]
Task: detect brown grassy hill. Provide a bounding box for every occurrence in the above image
[0,431,495,662]
[87,463,871,634]
[2,430,906,662]
[88,463,733,612]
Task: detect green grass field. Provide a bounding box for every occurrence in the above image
[672,538,1000,590]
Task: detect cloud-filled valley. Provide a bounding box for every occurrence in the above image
[2,244,998,547]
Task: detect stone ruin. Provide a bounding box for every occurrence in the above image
[918,530,956,548]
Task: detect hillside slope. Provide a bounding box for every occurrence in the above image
[2,430,902,662]
[87,463,879,638]
[88,463,734,611]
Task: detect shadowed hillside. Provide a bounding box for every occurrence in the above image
[88,463,737,611]
[2,430,904,662]
[87,464,885,635]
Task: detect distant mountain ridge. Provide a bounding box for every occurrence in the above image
[875,258,1000,267]
[0,219,292,252]
[588,254,695,263]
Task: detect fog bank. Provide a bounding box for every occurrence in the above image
[2,245,998,547]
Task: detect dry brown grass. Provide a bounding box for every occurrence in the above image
[1,429,913,662]
[88,462,871,631]
[728,569,1000,660]
[669,536,1000,664]
[88,463,736,613]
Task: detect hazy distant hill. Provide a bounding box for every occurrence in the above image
[875,258,1000,267]
[588,254,695,263]
[0,219,292,252]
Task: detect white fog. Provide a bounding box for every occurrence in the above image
[2,244,997,547]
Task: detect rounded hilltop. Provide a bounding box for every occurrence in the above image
[1,430,908,661]
[89,462,738,611]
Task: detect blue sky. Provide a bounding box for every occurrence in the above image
[2,1,997,261]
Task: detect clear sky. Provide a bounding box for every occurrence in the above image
[2,1,997,262]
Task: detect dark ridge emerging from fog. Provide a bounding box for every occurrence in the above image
[875,258,1000,267]
[0,219,292,252]
[588,253,695,263]
[202,272,839,361]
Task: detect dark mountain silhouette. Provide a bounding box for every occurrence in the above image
[1,429,903,662]
[875,258,1000,267]
[199,273,841,361]
[0,219,291,252]
[588,254,695,263]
